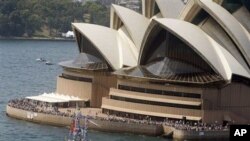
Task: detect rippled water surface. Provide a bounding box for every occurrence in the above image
[0,39,168,141]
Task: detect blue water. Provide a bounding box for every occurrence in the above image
[0,39,168,141]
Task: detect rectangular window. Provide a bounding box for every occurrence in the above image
[118,85,201,99]
[130,86,145,93]
[118,85,130,91]
[146,89,162,94]
[61,74,92,83]
[110,95,201,110]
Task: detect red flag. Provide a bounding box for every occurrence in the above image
[70,120,75,133]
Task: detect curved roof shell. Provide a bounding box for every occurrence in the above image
[70,0,250,82]
[155,0,197,20]
[140,18,250,80]
[199,0,250,68]
[198,16,249,72]
[140,19,232,80]
[73,23,120,69]
[110,4,150,51]
[232,6,250,33]
[72,23,137,70]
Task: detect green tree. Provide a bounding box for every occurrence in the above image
[0,13,10,36]
[8,10,25,36]
[0,0,109,37]
[26,14,42,36]
[83,1,109,26]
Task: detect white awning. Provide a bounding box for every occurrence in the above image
[26,93,88,103]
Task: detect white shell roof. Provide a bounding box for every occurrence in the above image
[72,23,137,70]
[219,46,250,79]
[141,19,232,80]
[140,18,250,80]
[233,6,250,33]
[155,0,188,18]
[71,0,250,81]
[199,0,250,68]
[73,23,120,69]
[117,26,138,66]
[111,4,150,51]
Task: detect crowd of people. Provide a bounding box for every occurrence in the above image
[8,98,229,132]
[163,119,229,131]
[8,98,72,117]
[95,114,228,131]
[96,114,163,126]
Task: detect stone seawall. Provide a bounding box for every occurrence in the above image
[6,105,71,126]
[88,119,163,136]
[6,106,163,136]
[7,106,229,139]
[163,125,229,140]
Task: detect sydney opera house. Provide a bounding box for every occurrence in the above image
[57,0,250,124]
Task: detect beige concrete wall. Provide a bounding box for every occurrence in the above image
[56,76,92,100]
[109,88,201,106]
[202,88,219,110]
[102,97,201,121]
[109,79,203,121]
[6,106,71,126]
[57,69,117,108]
[202,110,225,124]
[202,82,250,123]
[6,106,163,136]
[89,119,163,136]
[163,125,229,139]
[91,72,117,108]
[172,128,229,140]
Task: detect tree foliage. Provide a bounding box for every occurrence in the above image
[83,1,109,26]
[0,0,109,37]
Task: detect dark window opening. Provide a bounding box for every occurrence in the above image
[222,0,243,13]
[153,2,161,15]
[61,74,92,83]
[191,9,209,25]
[118,85,201,99]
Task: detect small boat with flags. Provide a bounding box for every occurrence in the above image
[66,109,98,141]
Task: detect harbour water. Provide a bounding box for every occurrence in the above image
[0,39,168,141]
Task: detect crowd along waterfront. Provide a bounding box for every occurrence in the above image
[0,39,167,141]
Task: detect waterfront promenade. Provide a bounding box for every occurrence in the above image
[6,98,229,139]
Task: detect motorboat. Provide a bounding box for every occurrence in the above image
[45,61,53,65]
[36,58,46,62]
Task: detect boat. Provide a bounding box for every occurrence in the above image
[36,57,46,62]
[45,61,53,65]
